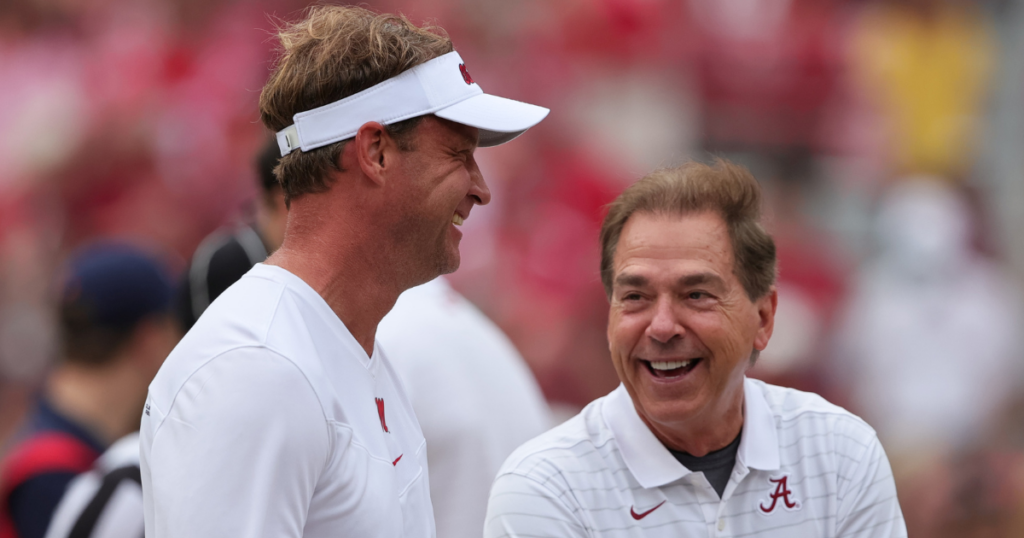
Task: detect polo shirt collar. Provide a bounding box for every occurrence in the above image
[737,378,780,472]
[603,385,687,488]
[603,377,780,489]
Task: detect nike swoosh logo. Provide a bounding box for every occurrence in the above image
[630,501,666,520]
[392,454,403,466]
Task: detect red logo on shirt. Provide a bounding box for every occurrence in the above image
[759,475,800,513]
[375,397,389,433]
[630,501,665,520]
[459,63,474,85]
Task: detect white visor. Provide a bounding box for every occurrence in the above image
[276,51,549,156]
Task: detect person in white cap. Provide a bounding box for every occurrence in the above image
[139,6,548,538]
[485,161,905,538]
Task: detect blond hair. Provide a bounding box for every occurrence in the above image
[259,6,453,205]
[599,160,777,299]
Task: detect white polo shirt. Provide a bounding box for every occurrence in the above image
[376,277,551,538]
[140,264,433,538]
[485,378,906,537]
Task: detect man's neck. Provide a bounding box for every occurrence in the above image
[266,229,407,357]
[640,393,745,458]
[46,363,143,445]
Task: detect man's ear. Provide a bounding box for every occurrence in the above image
[753,286,778,352]
[353,122,396,187]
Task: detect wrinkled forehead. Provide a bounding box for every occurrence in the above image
[611,212,736,284]
[615,211,732,260]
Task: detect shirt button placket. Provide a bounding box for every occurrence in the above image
[715,500,729,536]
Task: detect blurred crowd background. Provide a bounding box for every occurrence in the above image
[2,0,1024,535]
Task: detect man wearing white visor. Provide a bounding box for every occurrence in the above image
[140,6,547,538]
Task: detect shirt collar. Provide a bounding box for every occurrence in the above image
[603,385,689,489]
[737,378,780,472]
[249,263,379,371]
[603,377,779,489]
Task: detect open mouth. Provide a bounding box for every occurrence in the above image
[643,359,701,379]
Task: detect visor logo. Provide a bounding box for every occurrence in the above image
[459,63,474,85]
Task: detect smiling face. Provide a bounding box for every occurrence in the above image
[607,210,776,455]
[388,116,490,281]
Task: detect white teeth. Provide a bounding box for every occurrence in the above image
[649,360,693,370]
[452,214,464,226]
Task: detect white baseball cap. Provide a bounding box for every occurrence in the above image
[276,51,549,156]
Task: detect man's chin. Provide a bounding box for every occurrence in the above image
[634,392,703,429]
[437,259,459,276]
[433,246,460,277]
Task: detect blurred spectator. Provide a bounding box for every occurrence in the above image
[376,278,551,538]
[850,0,996,179]
[0,243,177,538]
[43,433,143,538]
[831,177,1024,536]
[832,178,1024,459]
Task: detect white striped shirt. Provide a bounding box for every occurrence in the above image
[485,378,906,538]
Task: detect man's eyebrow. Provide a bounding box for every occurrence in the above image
[447,136,477,155]
[678,273,725,288]
[614,273,649,289]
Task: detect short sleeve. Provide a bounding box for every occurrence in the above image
[484,471,589,538]
[835,424,908,537]
[144,347,329,538]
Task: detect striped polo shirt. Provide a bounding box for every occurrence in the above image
[485,378,906,538]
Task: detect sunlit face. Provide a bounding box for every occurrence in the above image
[389,116,490,280]
[607,211,775,450]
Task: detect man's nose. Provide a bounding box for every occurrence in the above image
[645,296,683,344]
[468,157,491,206]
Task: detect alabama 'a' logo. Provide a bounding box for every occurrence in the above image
[375,397,389,433]
[759,475,801,514]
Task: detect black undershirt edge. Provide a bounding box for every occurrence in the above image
[669,429,742,499]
